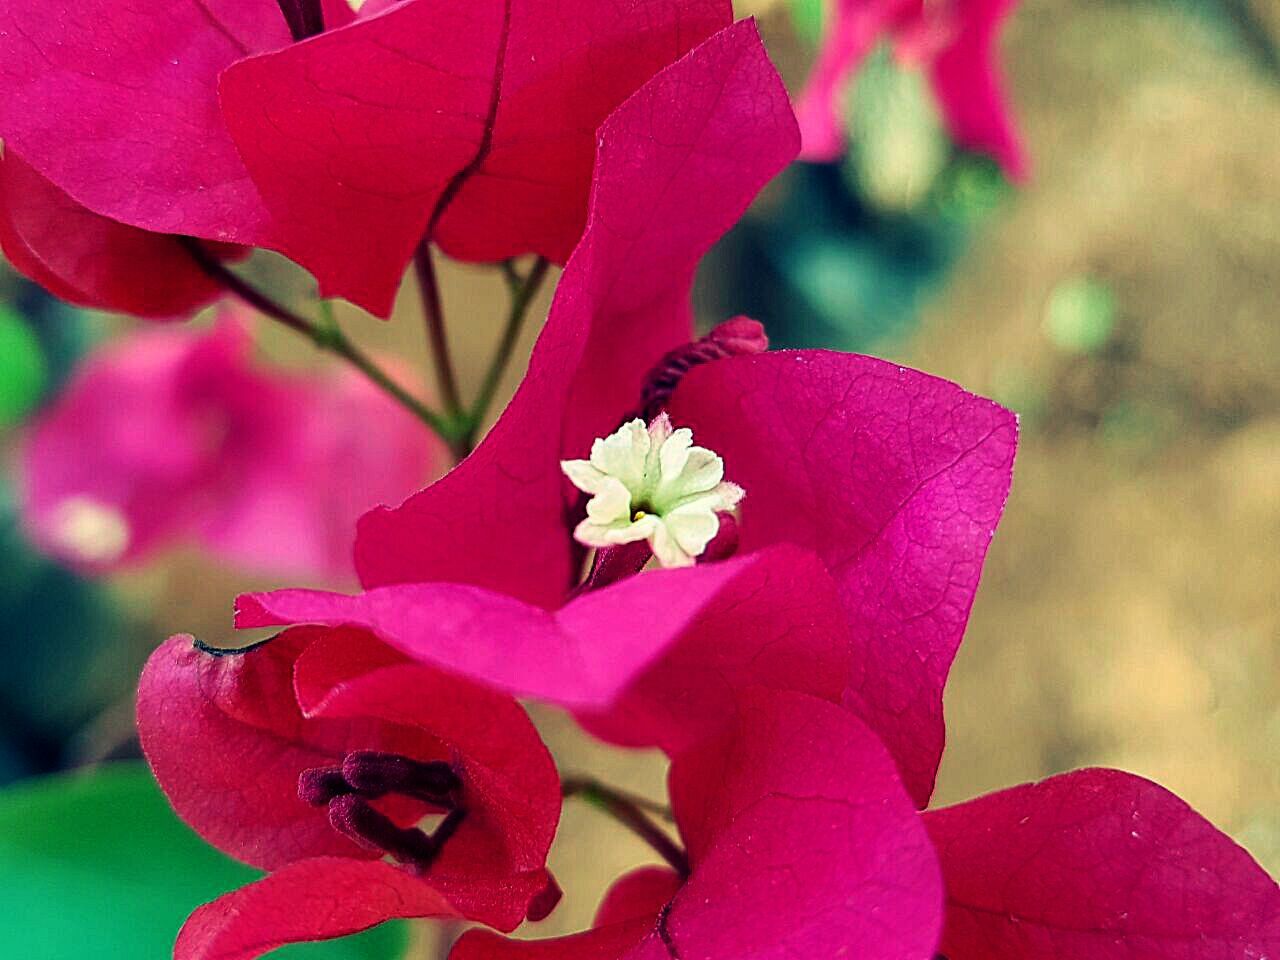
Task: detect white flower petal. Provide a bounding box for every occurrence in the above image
[649,520,695,568]
[584,476,633,526]
[662,509,721,558]
[574,514,659,549]
[560,458,609,495]
[590,419,650,489]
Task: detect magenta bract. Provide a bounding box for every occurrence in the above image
[453,690,944,960]
[138,627,562,959]
[0,0,733,315]
[239,21,1016,809]
[0,154,230,318]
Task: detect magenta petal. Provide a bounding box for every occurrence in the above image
[454,692,942,960]
[575,545,852,755]
[925,769,1280,959]
[218,0,730,314]
[670,350,1017,806]
[664,689,942,959]
[238,549,788,709]
[354,20,798,596]
[452,920,657,960]
[140,627,558,931]
[137,630,380,870]
[320,0,355,30]
[176,857,457,960]
[928,0,1028,179]
[593,868,682,928]
[293,652,561,924]
[0,153,225,318]
[0,0,277,243]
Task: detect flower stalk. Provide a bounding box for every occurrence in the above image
[179,238,456,443]
[562,776,688,877]
[465,256,551,451]
[413,242,465,431]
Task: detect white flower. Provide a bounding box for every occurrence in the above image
[560,413,743,568]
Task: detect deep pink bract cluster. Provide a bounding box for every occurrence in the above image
[1,1,1275,958]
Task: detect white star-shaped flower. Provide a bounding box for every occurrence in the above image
[560,413,744,568]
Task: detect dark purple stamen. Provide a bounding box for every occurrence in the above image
[342,750,461,801]
[297,766,350,806]
[328,795,440,865]
[298,750,465,869]
[638,316,768,421]
[275,0,325,41]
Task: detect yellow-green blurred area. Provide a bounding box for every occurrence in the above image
[0,0,1276,953]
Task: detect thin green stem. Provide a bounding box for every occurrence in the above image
[465,256,551,450]
[413,242,464,424]
[563,776,688,877]
[180,238,455,441]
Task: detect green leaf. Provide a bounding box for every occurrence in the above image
[0,304,47,427]
[0,764,406,958]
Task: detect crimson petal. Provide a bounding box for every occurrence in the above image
[217,0,730,314]
[353,19,799,597]
[925,768,1280,959]
[176,857,456,960]
[669,350,1017,806]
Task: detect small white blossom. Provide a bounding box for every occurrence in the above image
[560,413,743,568]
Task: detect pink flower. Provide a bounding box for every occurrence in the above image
[0,153,234,319]
[0,0,735,315]
[233,21,1017,808]
[450,691,1280,960]
[137,625,562,958]
[19,316,439,581]
[796,0,1028,178]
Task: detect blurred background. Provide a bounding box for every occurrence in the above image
[0,0,1276,954]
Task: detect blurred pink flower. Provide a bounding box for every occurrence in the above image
[19,315,440,581]
[796,0,1028,178]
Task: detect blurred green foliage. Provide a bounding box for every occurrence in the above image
[1044,276,1116,354]
[0,763,406,958]
[0,304,46,427]
[788,0,825,45]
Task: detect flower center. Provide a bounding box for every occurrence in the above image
[560,412,743,569]
[299,750,465,871]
